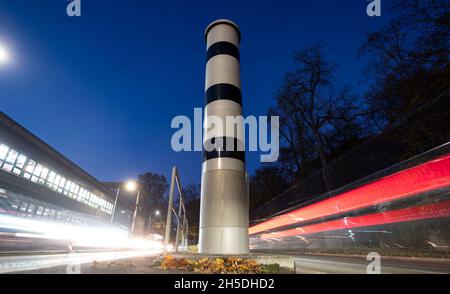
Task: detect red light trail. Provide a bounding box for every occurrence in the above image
[250,154,450,235]
[260,199,450,240]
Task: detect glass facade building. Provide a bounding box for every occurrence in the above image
[0,141,113,215]
[0,111,118,228]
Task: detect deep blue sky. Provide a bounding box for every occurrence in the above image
[0,0,390,186]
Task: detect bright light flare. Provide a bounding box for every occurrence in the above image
[125,181,138,191]
[0,214,163,252]
[0,45,9,64]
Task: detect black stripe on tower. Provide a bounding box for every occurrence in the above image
[205,83,242,106]
[203,137,246,163]
[206,41,240,62]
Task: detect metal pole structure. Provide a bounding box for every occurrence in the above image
[182,203,188,250]
[147,211,152,235]
[180,216,185,252]
[199,19,249,254]
[174,201,183,253]
[131,189,141,235]
[181,210,188,250]
[163,166,177,254]
[175,204,187,253]
[174,171,184,253]
[184,219,189,249]
[110,186,121,224]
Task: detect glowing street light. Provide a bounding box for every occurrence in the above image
[125,181,138,191]
[111,181,141,231]
[147,210,162,234]
[0,45,10,64]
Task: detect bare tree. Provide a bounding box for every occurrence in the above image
[183,184,201,243]
[359,0,449,124]
[138,172,168,230]
[276,43,361,191]
[270,86,315,180]
[358,0,450,156]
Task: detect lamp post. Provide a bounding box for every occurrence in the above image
[110,186,121,224]
[147,210,161,234]
[110,181,141,235]
[131,186,141,234]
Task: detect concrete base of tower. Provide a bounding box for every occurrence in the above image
[199,226,249,255]
[199,167,249,255]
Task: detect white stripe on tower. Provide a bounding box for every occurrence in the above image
[199,19,249,255]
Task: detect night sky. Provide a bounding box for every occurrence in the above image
[0,0,390,186]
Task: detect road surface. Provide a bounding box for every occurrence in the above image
[0,250,163,274]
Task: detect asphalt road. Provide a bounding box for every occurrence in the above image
[263,252,450,274]
[0,249,163,274]
[1,250,448,274]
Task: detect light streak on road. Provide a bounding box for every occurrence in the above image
[0,250,161,274]
[0,214,163,251]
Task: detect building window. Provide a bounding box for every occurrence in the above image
[19,201,28,212]
[0,144,9,161]
[39,167,49,185]
[13,154,27,175]
[63,180,71,196]
[58,177,66,193]
[27,204,36,216]
[1,140,114,215]
[5,149,18,163]
[31,163,44,183]
[15,154,27,169]
[24,160,36,179]
[36,206,44,216]
[2,149,18,173]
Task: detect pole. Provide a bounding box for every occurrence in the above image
[147,211,152,235]
[184,220,189,249]
[110,186,121,224]
[174,171,183,253]
[131,189,141,235]
[174,201,183,253]
[164,166,177,254]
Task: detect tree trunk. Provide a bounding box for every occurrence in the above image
[312,129,333,192]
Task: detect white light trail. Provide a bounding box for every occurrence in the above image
[0,214,163,251]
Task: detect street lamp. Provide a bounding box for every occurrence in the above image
[0,45,9,64]
[110,181,141,235]
[147,209,161,235]
[128,182,142,235]
[125,181,137,192]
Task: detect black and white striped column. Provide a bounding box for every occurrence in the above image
[199,19,249,255]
